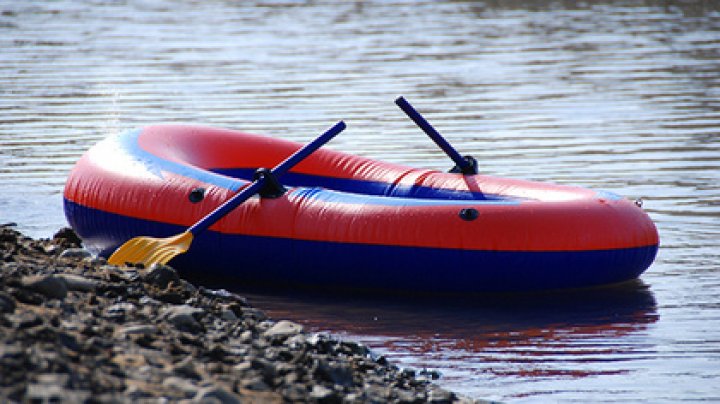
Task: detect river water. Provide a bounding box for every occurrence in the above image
[1,0,719,401]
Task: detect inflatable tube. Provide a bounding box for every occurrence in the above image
[64,125,659,293]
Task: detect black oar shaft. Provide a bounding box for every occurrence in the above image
[395,96,476,175]
[188,121,346,235]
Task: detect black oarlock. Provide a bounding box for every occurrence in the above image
[459,208,479,221]
[188,187,206,203]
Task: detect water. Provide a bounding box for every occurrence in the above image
[1,0,719,401]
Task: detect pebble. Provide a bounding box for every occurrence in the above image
[193,385,242,404]
[220,308,238,322]
[144,263,180,289]
[21,274,68,299]
[163,304,204,330]
[0,225,483,403]
[0,291,16,313]
[263,320,304,338]
[59,247,92,259]
[310,384,336,401]
[115,324,158,337]
[162,376,199,398]
[57,273,98,291]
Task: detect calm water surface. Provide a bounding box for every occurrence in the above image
[1,0,719,401]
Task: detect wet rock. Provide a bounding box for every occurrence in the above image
[419,368,443,381]
[239,375,270,391]
[0,291,16,313]
[279,383,307,401]
[59,247,92,259]
[342,340,371,357]
[162,376,199,398]
[83,255,107,266]
[364,384,391,402]
[144,263,180,289]
[21,274,68,299]
[200,287,248,306]
[314,358,355,387]
[428,386,456,403]
[163,304,204,331]
[154,288,188,304]
[57,273,98,291]
[193,385,242,404]
[251,357,278,385]
[220,308,238,322]
[111,353,147,368]
[0,226,481,403]
[11,287,45,305]
[115,324,158,337]
[9,311,43,329]
[52,227,83,248]
[105,302,136,320]
[310,384,339,403]
[264,320,303,339]
[0,343,25,362]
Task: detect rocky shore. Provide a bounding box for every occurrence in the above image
[0,224,486,403]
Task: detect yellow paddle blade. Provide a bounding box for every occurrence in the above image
[107,231,194,267]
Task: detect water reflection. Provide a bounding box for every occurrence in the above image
[210,280,659,383]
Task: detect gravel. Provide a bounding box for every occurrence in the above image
[0,224,494,403]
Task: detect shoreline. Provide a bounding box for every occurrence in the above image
[0,224,490,403]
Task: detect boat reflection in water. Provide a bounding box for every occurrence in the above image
[195,277,659,392]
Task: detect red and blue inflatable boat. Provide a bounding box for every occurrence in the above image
[64,125,659,293]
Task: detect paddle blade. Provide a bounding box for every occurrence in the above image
[107,231,194,267]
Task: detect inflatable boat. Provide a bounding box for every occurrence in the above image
[64,124,658,293]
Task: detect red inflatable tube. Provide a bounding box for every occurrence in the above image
[63,125,659,293]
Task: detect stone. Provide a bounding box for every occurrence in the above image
[193,385,242,404]
[0,291,16,313]
[200,288,246,304]
[58,331,81,352]
[0,344,24,361]
[59,248,92,259]
[172,356,200,379]
[343,340,370,357]
[395,388,422,403]
[115,324,158,337]
[364,384,391,402]
[241,307,267,321]
[309,384,336,402]
[111,353,147,368]
[105,302,136,318]
[263,320,303,339]
[233,361,252,373]
[83,255,107,266]
[419,368,442,380]
[307,333,329,348]
[57,273,98,291]
[240,376,270,391]
[144,263,180,289]
[314,358,354,387]
[52,227,83,247]
[163,305,204,330]
[251,357,278,384]
[280,384,307,401]
[428,386,455,403]
[25,373,90,402]
[162,376,199,398]
[220,308,238,322]
[284,334,306,348]
[21,274,68,299]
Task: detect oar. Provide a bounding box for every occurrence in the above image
[395,96,477,175]
[108,121,346,267]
